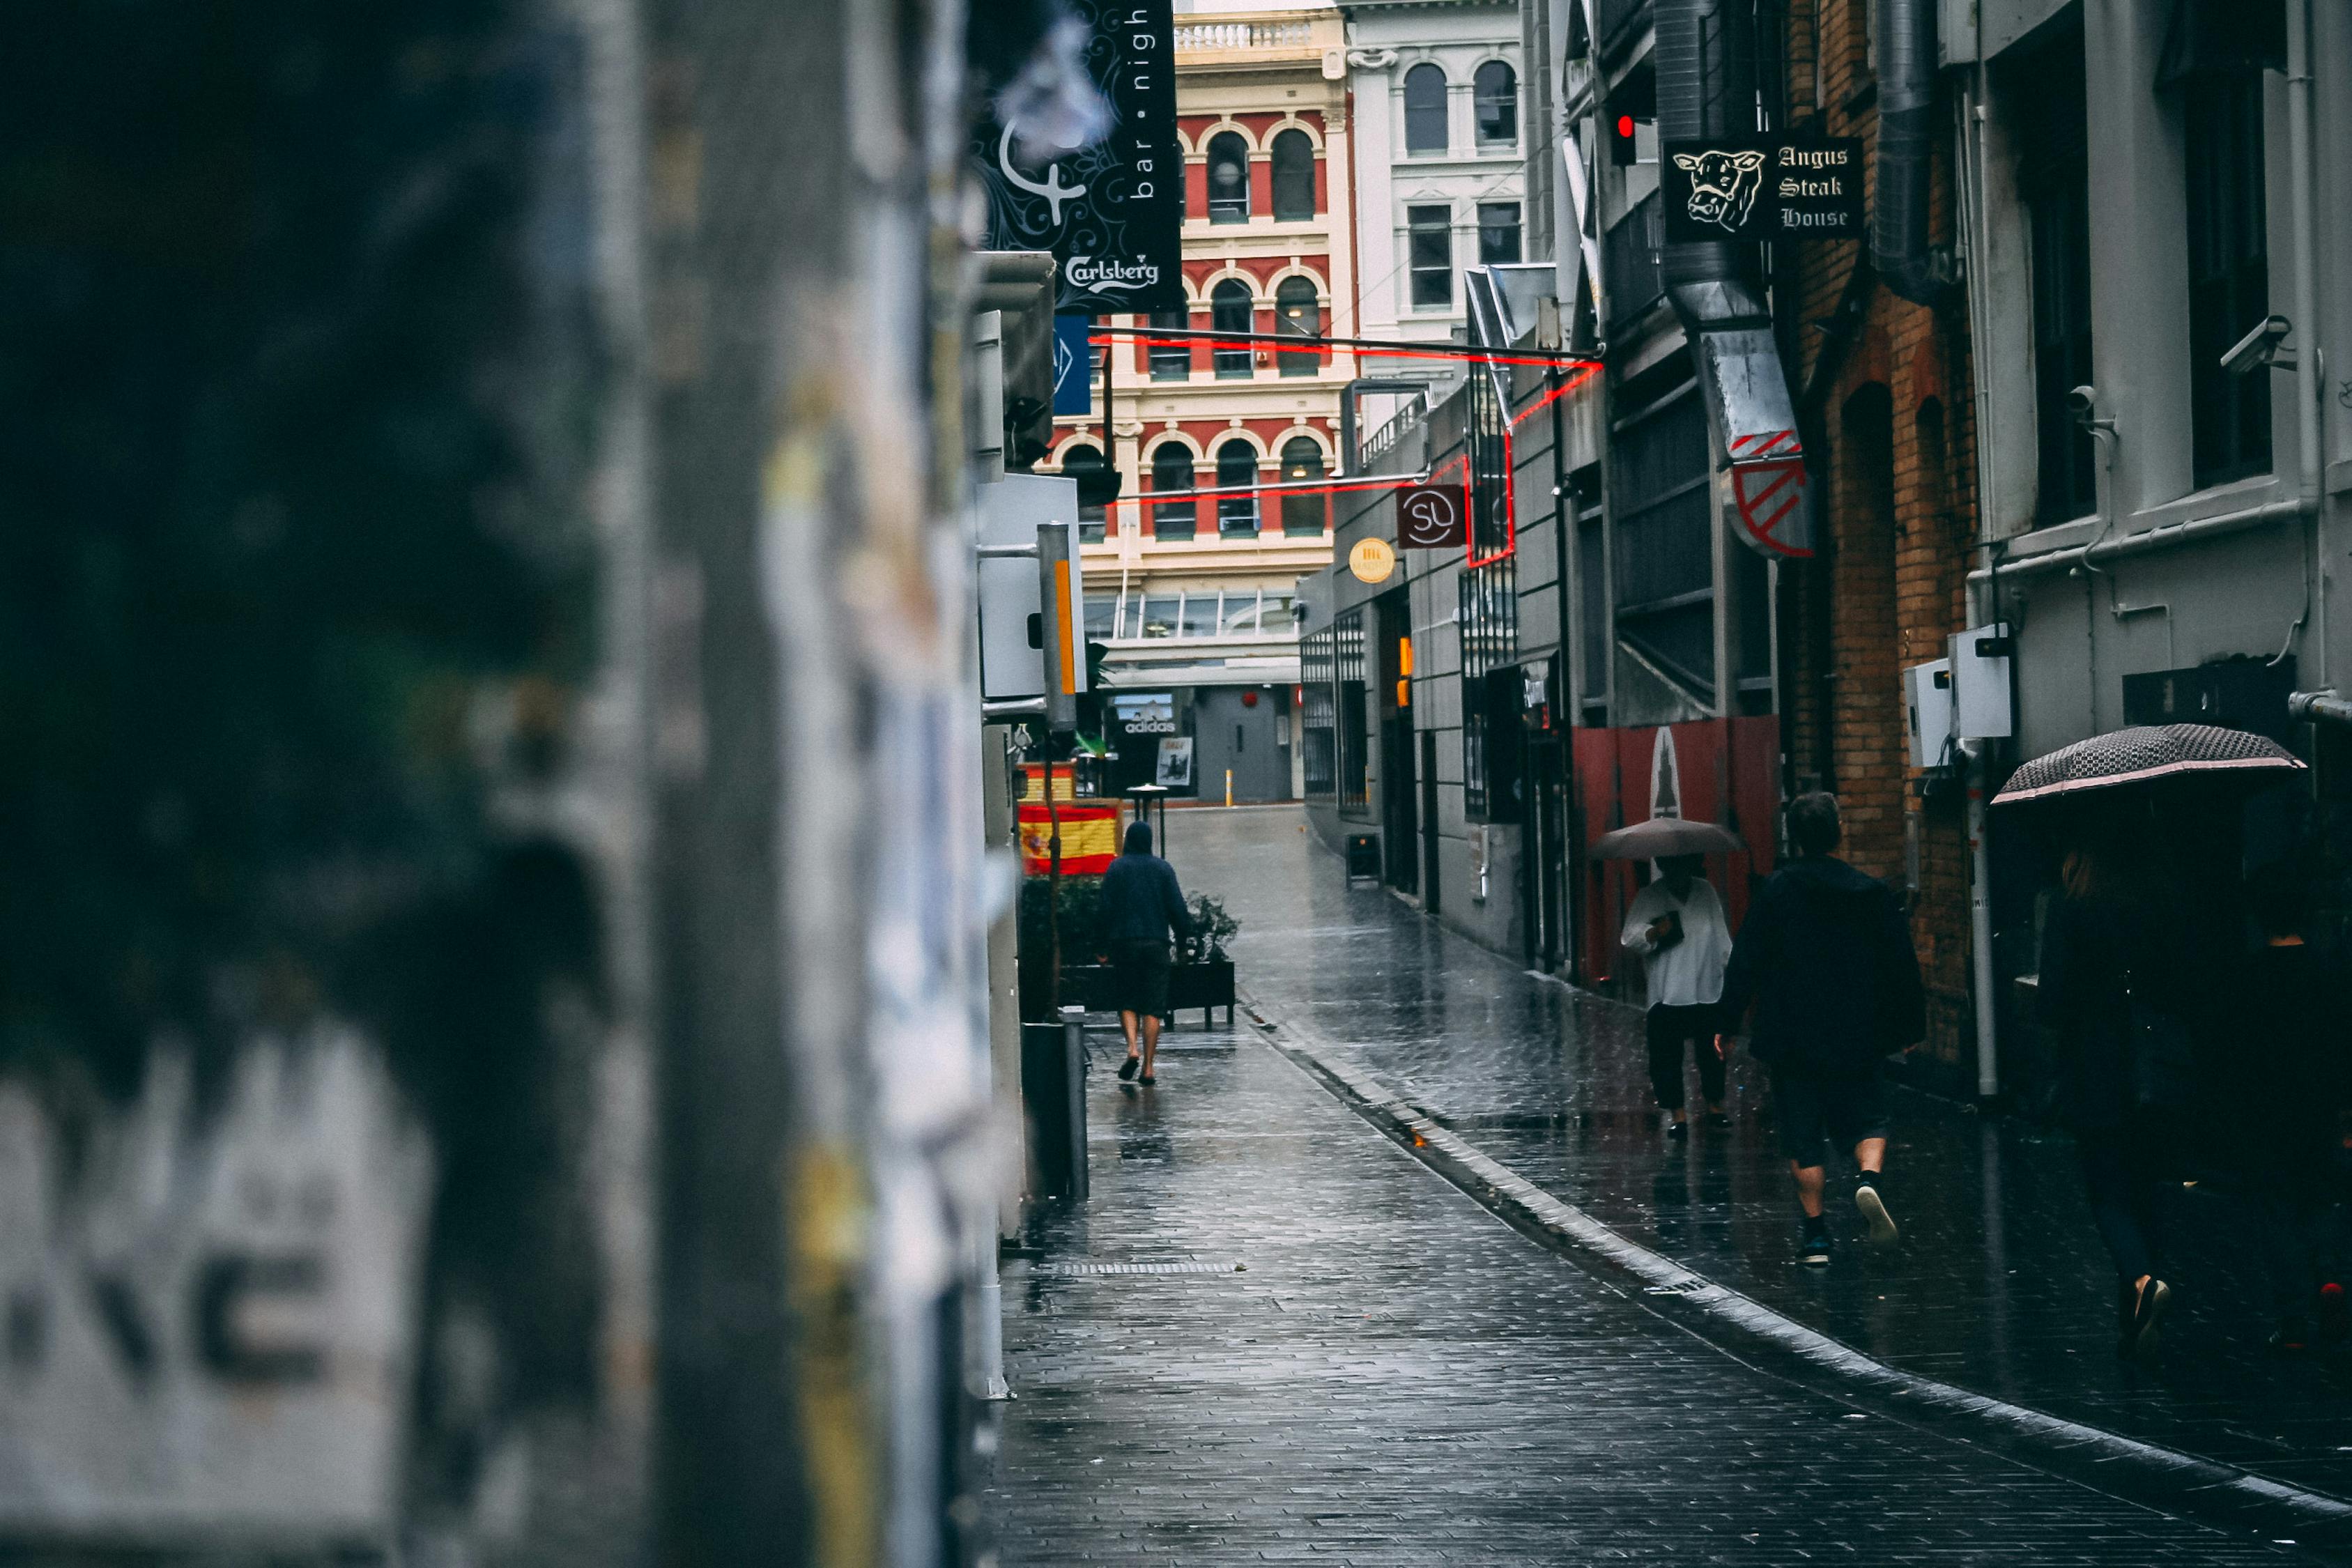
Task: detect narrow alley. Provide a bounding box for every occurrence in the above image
[987,806,2352,1564]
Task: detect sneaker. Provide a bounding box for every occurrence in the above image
[1666,1119,1689,1141]
[1704,1110,1731,1130]
[1117,1055,1139,1082]
[2321,1282,2349,1344]
[1854,1171,1898,1247]
[1798,1220,1832,1268]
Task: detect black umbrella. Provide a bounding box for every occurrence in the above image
[1992,723,2303,806]
[1589,815,1745,859]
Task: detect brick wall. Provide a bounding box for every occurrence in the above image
[1780,0,1980,1077]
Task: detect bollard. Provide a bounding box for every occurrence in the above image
[1059,1004,1091,1201]
[1225,768,1233,808]
[1019,1013,1092,1199]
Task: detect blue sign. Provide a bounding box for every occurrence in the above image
[1052,314,1094,417]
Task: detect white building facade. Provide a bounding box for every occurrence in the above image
[1342,0,1527,373]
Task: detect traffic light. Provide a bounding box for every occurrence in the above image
[1608,112,1645,165]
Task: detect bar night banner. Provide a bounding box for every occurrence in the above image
[973,2,1185,314]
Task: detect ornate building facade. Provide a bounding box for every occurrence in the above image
[1043,3,1354,801]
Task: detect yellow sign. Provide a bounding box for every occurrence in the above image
[1348,537,1397,584]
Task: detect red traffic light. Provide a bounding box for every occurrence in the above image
[1617,114,1634,139]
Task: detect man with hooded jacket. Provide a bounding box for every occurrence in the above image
[1719,792,1926,1266]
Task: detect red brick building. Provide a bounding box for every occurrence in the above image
[1779,0,1980,1077]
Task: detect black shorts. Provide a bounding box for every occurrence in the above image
[1773,1065,1888,1165]
[1109,939,1171,1017]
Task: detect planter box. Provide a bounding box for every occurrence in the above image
[1048,958,1236,1028]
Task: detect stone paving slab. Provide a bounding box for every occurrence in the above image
[1168,806,2352,1502]
[985,993,2317,1562]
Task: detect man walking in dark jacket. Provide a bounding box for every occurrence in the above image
[1094,820,1192,1085]
[1719,792,1926,1266]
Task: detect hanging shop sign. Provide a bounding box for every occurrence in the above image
[1052,314,1094,416]
[972,1,1184,314]
[1348,537,1397,584]
[1396,482,1469,549]
[1661,138,1863,243]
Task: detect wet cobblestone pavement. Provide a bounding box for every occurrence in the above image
[1177,805,2352,1499]
[984,809,2336,1563]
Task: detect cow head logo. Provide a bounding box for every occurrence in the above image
[1671,148,1766,232]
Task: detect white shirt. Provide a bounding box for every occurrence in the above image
[1619,877,1733,1009]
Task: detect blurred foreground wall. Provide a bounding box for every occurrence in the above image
[0,0,989,1562]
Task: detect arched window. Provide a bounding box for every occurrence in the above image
[1270,129,1315,220]
[1148,306,1191,381]
[1274,276,1321,376]
[1151,444,1197,539]
[1206,131,1250,223]
[1216,440,1260,534]
[1061,443,1109,539]
[1279,436,1328,536]
[1404,63,1448,155]
[1473,61,1517,146]
[1210,279,1254,378]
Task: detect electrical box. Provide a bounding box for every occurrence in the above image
[1904,659,1955,770]
[1947,622,2015,740]
[974,474,1082,702]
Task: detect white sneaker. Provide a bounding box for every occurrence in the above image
[1854,1174,1898,1246]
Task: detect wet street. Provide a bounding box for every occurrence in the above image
[986,806,2352,1564]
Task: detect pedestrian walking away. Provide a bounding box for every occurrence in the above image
[2036,817,2193,1358]
[1093,819,1192,1086]
[1620,852,1734,1138]
[1718,792,1925,1267]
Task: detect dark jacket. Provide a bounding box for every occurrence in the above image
[2035,892,2182,1135]
[1095,852,1192,951]
[1719,855,1925,1076]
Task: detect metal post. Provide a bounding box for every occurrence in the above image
[1059,1004,1090,1201]
[1964,737,1999,1100]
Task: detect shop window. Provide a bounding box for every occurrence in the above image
[1302,629,1337,797]
[1206,131,1250,223]
[1138,593,1178,638]
[1279,436,1328,536]
[1220,590,1263,636]
[1216,440,1259,534]
[1408,205,1452,308]
[2183,72,2271,487]
[1178,591,1220,638]
[1404,63,1448,154]
[1271,129,1315,220]
[1260,592,1298,636]
[1474,61,1517,146]
[1084,593,1119,640]
[1477,202,1522,266]
[1151,444,1196,539]
[1275,277,1321,376]
[1148,306,1190,381]
[1459,558,1519,820]
[1336,610,1369,810]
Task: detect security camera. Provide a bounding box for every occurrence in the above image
[2221,314,2295,377]
[2066,386,2098,424]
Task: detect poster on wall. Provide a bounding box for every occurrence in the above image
[1155,735,1194,789]
[971,1,1185,314]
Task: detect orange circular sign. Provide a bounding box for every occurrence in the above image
[1348,537,1397,584]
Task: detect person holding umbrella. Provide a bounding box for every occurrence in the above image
[1615,844,1736,1139]
[2000,722,2309,1356]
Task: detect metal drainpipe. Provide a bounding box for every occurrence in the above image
[2287,0,2326,689]
[1875,0,1957,305]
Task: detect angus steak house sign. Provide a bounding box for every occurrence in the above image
[1661,138,1863,243]
[973,3,1185,314]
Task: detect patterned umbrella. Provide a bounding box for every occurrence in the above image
[1992,723,2304,806]
[1589,816,1744,859]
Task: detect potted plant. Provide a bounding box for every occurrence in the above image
[1169,895,1238,1026]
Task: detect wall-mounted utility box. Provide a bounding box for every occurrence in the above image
[1904,659,1955,770]
[1948,622,2015,740]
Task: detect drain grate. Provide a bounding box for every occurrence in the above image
[1036,1260,1244,1276]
